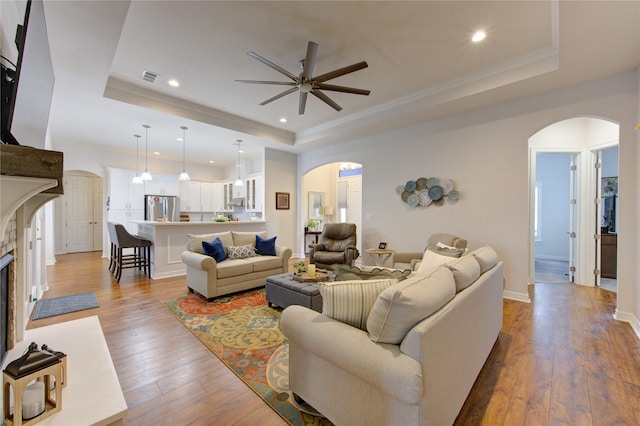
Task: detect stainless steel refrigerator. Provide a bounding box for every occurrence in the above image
[144,195,180,222]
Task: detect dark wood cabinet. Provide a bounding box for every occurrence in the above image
[601,233,617,278]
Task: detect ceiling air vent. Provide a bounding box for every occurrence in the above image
[141,70,158,83]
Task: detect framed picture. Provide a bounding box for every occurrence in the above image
[601,176,618,197]
[378,242,387,249]
[276,192,290,210]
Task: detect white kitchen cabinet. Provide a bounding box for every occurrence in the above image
[222,182,233,212]
[144,173,179,196]
[107,209,143,235]
[200,182,214,212]
[179,181,202,212]
[107,168,144,211]
[212,183,224,212]
[245,175,263,212]
[232,181,245,199]
[179,181,216,212]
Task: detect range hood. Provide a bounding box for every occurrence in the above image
[0,145,64,235]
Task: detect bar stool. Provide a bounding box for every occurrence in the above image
[107,222,152,283]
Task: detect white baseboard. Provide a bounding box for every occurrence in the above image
[503,290,531,303]
[614,310,640,340]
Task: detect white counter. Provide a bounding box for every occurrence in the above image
[133,221,268,279]
[1,316,127,425]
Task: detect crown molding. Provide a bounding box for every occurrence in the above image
[103,77,295,146]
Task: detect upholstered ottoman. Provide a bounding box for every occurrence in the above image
[265,272,324,313]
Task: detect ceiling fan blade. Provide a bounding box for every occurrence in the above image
[315,83,370,96]
[313,61,369,83]
[311,89,343,112]
[299,91,308,115]
[235,80,297,86]
[301,41,319,80]
[247,52,298,82]
[259,87,299,106]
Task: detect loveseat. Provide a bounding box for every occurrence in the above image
[280,246,503,425]
[181,231,292,300]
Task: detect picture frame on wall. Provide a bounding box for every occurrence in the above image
[276,192,290,210]
[601,176,618,197]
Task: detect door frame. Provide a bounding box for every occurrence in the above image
[528,117,620,287]
[61,170,104,254]
[529,149,582,284]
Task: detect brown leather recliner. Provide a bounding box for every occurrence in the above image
[308,223,360,270]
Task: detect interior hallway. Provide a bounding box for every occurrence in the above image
[535,258,617,293]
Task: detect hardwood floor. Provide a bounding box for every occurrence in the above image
[34,252,640,425]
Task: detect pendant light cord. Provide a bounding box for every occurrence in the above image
[182,126,187,172]
[144,125,150,172]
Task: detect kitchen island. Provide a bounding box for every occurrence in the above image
[134,220,268,279]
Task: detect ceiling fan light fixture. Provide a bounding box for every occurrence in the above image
[236,41,370,114]
[299,81,313,93]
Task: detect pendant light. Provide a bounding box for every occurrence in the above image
[140,124,153,181]
[178,126,190,181]
[234,139,244,187]
[131,134,143,184]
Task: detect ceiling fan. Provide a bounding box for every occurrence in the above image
[235,41,370,115]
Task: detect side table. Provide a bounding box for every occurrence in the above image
[304,230,322,254]
[365,248,395,267]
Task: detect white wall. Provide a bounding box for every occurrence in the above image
[535,153,571,261]
[299,70,639,319]
[264,148,297,255]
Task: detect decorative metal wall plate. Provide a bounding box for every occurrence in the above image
[398,177,459,207]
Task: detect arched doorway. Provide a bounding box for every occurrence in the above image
[529,117,619,289]
[301,162,362,257]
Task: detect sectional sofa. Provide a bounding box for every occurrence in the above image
[280,246,503,425]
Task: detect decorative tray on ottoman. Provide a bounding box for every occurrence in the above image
[292,271,332,283]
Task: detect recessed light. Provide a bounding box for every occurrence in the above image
[168,79,180,87]
[153,151,160,155]
[209,160,215,164]
[472,31,486,43]
[177,137,183,141]
[280,117,287,123]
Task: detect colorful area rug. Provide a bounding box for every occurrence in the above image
[32,292,99,320]
[163,289,332,426]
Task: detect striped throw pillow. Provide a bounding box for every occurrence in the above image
[318,278,398,330]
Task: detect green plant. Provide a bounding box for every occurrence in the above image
[306,219,317,229]
[293,261,307,274]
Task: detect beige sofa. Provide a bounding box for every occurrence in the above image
[181,231,292,300]
[280,246,503,426]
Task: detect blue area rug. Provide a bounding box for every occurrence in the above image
[32,292,99,320]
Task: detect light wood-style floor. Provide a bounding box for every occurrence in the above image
[33,252,640,425]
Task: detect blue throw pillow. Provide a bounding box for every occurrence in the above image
[202,237,227,262]
[255,235,277,256]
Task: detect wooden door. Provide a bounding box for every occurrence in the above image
[66,173,103,253]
